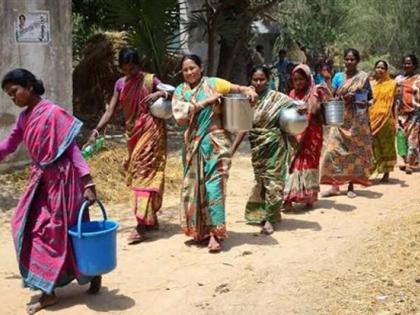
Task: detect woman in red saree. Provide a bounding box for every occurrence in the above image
[86,48,169,244]
[1,69,98,314]
[283,64,325,208]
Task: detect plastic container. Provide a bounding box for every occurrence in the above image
[82,137,105,159]
[396,128,407,157]
[68,200,119,276]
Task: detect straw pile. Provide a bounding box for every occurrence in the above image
[87,139,183,204]
[316,204,420,314]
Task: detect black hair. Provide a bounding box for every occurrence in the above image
[256,45,264,53]
[19,14,26,21]
[118,47,140,67]
[374,59,388,71]
[250,65,271,80]
[344,48,361,62]
[278,49,287,56]
[402,54,418,69]
[1,68,45,95]
[180,54,202,68]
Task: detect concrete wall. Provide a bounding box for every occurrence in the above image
[0,0,72,172]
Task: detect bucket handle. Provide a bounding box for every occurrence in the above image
[76,200,108,238]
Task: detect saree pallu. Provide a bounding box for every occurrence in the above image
[173,77,231,241]
[283,114,323,203]
[120,72,167,227]
[11,100,88,294]
[320,71,374,186]
[369,77,397,173]
[245,90,293,224]
[283,64,323,204]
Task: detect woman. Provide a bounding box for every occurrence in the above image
[0,69,98,314]
[369,60,398,181]
[320,48,374,198]
[239,66,294,234]
[395,54,420,174]
[86,47,169,244]
[172,54,257,252]
[283,64,325,208]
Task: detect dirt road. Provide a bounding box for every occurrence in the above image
[0,153,419,315]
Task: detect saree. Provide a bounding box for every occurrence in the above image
[172,77,231,241]
[245,89,293,223]
[119,72,167,227]
[283,64,324,204]
[395,74,420,165]
[9,100,88,294]
[369,75,397,173]
[320,71,374,186]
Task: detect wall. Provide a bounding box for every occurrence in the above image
[0,0,72,172]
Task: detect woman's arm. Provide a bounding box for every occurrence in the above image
[65,142,96,204]
[84,90,119,147]
[0,117,24,162]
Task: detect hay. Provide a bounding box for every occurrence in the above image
[87,139,183,204]
[315,204,420,315]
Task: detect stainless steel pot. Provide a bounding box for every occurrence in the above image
[278,101,309,135]
[222,93,253,132]
[149,97,173,120]
[322,100,344,126]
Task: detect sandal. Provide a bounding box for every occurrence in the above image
[260,221,274,235]
[346,191,357,198]
[405,167,413,174]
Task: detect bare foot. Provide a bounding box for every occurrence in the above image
[26,292,58,314]
[283,201,293,212]
[128,226,147,245]
[380,172,390,183]
[87,275,102,294]
[405,167,413,175]
[208,235,221,253]
[261,221,274,235]
[321,187,340,197]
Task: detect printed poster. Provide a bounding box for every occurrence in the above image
[15,11,50,43]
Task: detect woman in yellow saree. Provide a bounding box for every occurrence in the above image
[368,60,397,182]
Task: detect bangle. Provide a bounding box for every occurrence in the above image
[92,129,99,137]
[84,183,95,190]
[163,91,169,99]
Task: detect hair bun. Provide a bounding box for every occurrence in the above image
[33,79,45,95]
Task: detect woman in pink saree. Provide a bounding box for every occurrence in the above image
[85,47,169,244]
[1,69,98,314]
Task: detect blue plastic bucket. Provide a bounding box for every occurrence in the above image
[69,200,119,276]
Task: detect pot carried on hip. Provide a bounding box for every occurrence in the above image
[222,93,253,132]
[278,100,309,136]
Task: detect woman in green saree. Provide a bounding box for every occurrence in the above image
[239,66,295,234]
[172,54,257,252]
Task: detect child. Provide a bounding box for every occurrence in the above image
[0,69,99,314]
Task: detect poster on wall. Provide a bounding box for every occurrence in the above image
[15,11,50,43]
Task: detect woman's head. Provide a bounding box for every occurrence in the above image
[180,54,203,86]
[402,54,418,74]
[250,66,270,94]
[118,47,141,77]
[291,65,311,93]
[374,60,388,79]
[2,68,44,107]
[343,48,360,71]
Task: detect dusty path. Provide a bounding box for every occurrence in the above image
[0,153,419,315]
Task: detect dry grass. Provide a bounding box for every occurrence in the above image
[315,204,420,315]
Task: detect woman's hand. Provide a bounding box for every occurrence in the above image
[144,91,165,104]
[343,92,355,103]
[83,130,98,149]
[296,103,308,115]
[84,186,97,205]
[244,87,258,103]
